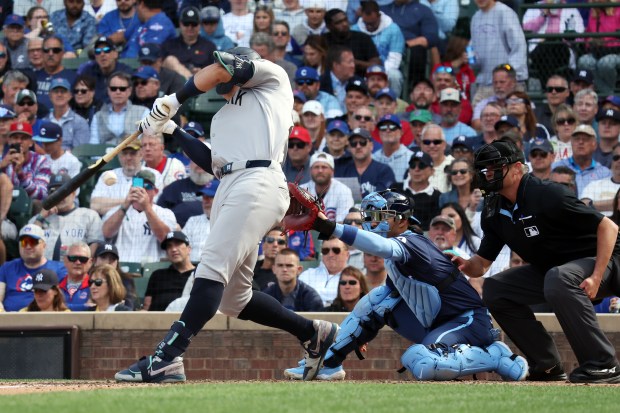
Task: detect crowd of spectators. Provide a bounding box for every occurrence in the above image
[0,0,618,314]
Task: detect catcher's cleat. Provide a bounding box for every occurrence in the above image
[568,363,620,384]
[526,364,567,381]
[301,320,339,381]
[115,355,186,383]
[284,359,346,381]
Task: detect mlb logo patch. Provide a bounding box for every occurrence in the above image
[524,226,539,237]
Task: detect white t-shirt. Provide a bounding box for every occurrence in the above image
[222,13,254,48]
[581,178,620,216]
[102,204,177,262]
[209,59,293,173]
[183,214,211,262]
[301,178,354,223]
[49,151,82,177]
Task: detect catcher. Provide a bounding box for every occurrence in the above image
[283,189,529,381]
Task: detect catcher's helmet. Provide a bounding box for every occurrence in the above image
[360,190,420,236]
[215,47,261,94]
[473,138,524,195]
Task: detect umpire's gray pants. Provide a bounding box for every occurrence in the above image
[483,257,620,370]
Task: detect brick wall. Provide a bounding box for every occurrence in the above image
[2,313,618,381]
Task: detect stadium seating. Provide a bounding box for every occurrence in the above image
[8,188,33,231]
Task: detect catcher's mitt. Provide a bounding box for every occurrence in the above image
[281,182,325,232]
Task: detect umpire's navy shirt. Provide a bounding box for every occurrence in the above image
[478,174,620,272]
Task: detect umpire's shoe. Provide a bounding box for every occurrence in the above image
[301,320,339,381]
[527,364,568,382]
[115,355,186,383]
[569,363,620,384]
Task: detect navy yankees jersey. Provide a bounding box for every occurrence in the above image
[389,231,484,324]
[478,174,620,271]
[336,159,395,197]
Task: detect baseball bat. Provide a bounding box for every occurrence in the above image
[42,130,142,210]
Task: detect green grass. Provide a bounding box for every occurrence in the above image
[1,382,618,413]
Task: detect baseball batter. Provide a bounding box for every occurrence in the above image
[116,47,338,383]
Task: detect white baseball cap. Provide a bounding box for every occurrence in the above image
[310,152,335,169]
[302,100,324,116]
[304,0,326,9]
[440,88,461,103]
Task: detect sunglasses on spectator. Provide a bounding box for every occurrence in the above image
[434,66,453,74]
[67,255,89,263]
[546,86,567,93]
[288,141,306,149]
[109,86,129,92]
[343,219,363,225]
[555,117,575,126]
[0,52,6,58]
[379,123,399,132]
[410,162,429,169]
[422,139,444,146]
[17,100,35,106]
[264,236,287,245]
[74,88,90,95]
[450,169,469,175]
[94,47,113,55]
[88,278,106,287]
[273,31,288,36]
[134,79,150,86]
[321,247,342,255]
[495,63,514,72]
[349,140,368,148]
[43,47,63,54]
[612,155,620,162]
[19,237,40,248]
[354,114,372,122]
[530,150,548,159]
[339,280,358,286]
[296,79,316,86]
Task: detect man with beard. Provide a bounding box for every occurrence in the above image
[50,0,97,51]
[322,8,381,77]
[90,139,163,216]
[405,79,439,121]
[472,65,518,131]
[157,161,214,228]
[98,0,141,49]
[301,152,354,223]
[428,215,466,257]
[439,88,476,144]
[182,179,218,263]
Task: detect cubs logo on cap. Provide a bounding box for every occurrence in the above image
[34,120,62,142]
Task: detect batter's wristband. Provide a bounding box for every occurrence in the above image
[176,76,201,104]
[313,218,336,240]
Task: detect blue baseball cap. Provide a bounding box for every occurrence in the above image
[0,104,16,120]
[375,87,396,101]
[327,120,350,135]
[495,115,520,130]
[295,66,320,82]
[50,78,71,91]
[452,135,473,152]
[377,113,401,128]
[184,121,204,137]
[34,121,63,142]
[133,66,160,81]
[197,179,220,197]
[139,43,161,62]
[293,90,307,103]
[3,14,24,28]
[604,95,620,108]
[529,138,554,154]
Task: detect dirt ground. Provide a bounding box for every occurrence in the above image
[0,379,614,395]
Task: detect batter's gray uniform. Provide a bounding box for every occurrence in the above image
[194,59,293,317]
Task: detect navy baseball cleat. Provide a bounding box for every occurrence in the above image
[568,363,620,384]
[115,355,186,383]
[301,320,339,381]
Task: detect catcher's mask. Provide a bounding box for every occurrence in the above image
[473,138,524,196]
[360,190,420,237]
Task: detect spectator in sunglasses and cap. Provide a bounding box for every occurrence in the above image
[59,241,93,311]
[252,227,289,291]
[0,224,67,312]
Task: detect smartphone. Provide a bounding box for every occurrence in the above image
[9,143,21,153]
[132,177,144,188]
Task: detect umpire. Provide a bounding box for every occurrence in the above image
[451,137,620,384]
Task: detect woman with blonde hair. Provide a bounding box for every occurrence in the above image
[301,100,327,151]
[88,264,131,312]
[253,5,274,34]
[324,266,369,312]
[549,104,577,162]
[22,269,70,312]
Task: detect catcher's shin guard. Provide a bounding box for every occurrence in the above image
[154,321,194,361]
[401,341,528,381]
[324,285,401,367]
